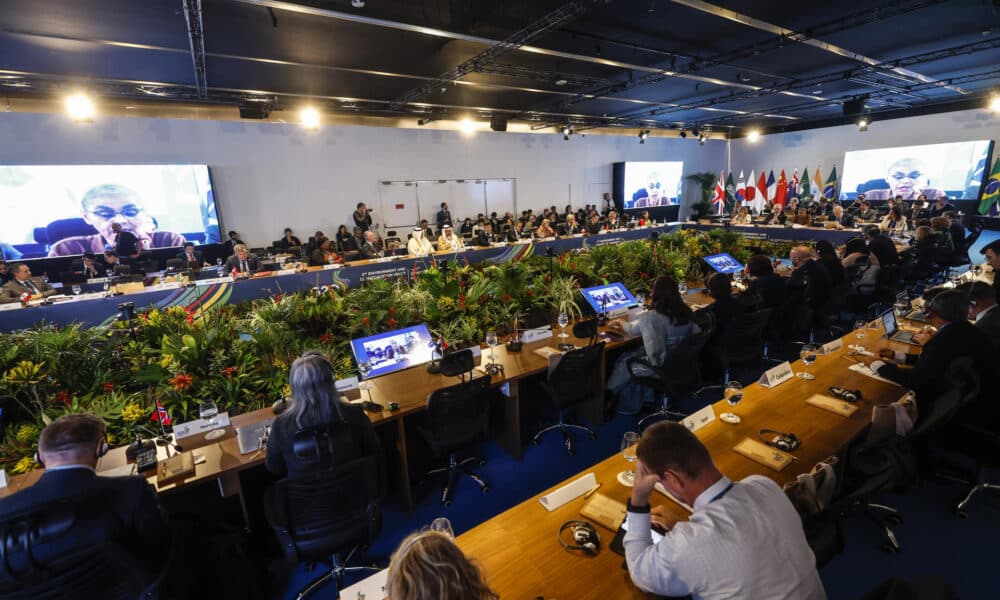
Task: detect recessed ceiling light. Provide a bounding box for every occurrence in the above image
[65,93,95,122]
[300,106,321,130]
[746,129,761,142]
[554,79,568,86]
[459,118,477,135]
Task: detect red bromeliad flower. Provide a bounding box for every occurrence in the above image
[362,317,371,328]
[102,382,115,392]
[168,373,194,391]
[502,293,511,303]
[273,293,283,302]
[319,332,333,344]
[388,306,397,317]
[387,318,398,328]
[221,366,239,379]
[54,391,72,406]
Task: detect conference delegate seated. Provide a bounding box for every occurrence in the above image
[308,237,340,266]
[815,240,845,288]
[929,217,956,265]
[783,246,833,336]
[842,238,880,312]
[0,263,56,303]
[76,251,107,279]
[266,352,385,482]
[459,218,474,237]
[174,241,206,267]
[624,422,825,600]
[943,212,967,262]
[497,221,520,243]
[607,276,701,415]
[967,281,1000,351]
[0,414,169,589]
[585,213,603,235]
[535,218,557,239]
[865,226,899,266]
[359,231,382,259]
[928,195,956,218]
[606,210,622,230]
[223,244,260,277]
[563,214,582,235]
[855,201,876,222]
[696,274,748,376]
[744,254,786,310]
[730,206,752,225]
[437,225,464,252]
[275,228,301,250]
[407,228,435,257]
[879,207,908,235]
[792,208,813,226]
[474,223,496,247]
[910,226,945,279]
[829,204,856,229]
[335,225,356,253]
[768,209,790,225]
[387,531,498,600]
[867,290,991,422]
[0,260,10,285]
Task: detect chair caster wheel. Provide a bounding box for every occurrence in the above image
[881,543,898,555]
[482,486,490,494]
[954,509,967,519]
[885,514,902,526]
[588,432,598,440]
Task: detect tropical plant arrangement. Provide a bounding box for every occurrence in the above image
[0,230,809,471]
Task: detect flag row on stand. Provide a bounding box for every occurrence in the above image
[710,166,839,214]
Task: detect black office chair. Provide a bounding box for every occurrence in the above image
[831,434,907,554]
[695,309,771,397]
[857,576,959,600]
[531,338,605,455]
[264,435,382,599]
[165,258,185,271]
[0,500,167,599]
[629,329,712,430]
[416,349,492,506]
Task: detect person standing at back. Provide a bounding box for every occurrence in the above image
[625,421,825,599]
[353,203,373,232]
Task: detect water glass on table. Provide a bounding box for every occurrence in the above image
[797,344,818,380]
[619,431,639,485]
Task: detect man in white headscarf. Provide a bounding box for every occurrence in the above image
[407,226,434,257]
[436,225,463,252]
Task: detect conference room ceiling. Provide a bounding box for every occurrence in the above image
[2,0,1000,136]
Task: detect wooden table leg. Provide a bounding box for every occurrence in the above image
[581,348,607,426]
[395,418,413,512]
[217,471,251,531]
[497,379,523,461]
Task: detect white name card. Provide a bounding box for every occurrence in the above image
[87,277,110,284]
[682,404,716,433]
[277,268,296,276]
[335,377,361,400]
[0,469,7,488]
[322,263,341,270]
[759,361,794,388]
[172,412,231,440]
[465,344,483,366]
[819,338,843,355]
[538,472,597,512]
[521,326,553,344]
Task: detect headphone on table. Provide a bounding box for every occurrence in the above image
[558,520,601,556]
[759,429,801,452]
[35,435,110,468]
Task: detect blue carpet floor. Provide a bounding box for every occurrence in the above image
[275,357,998,600]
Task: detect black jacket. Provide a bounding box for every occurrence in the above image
[223,253,261,274]
[975,306,1000,352]
[785,258,833,311]
[867,234,899,266]
[746,273,787,310]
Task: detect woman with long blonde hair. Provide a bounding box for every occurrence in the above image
[386,531,498,600]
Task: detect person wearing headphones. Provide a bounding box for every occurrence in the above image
[386,530,497,600]
[866,290,991,420]
[624,421,824,599]
[0,414,169,583]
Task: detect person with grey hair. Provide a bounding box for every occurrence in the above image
[0,414,169,583]
[360,230,382,260]
[265,351,384,482]
[0,262,56,303]
[866,290,990,419]
[48,184,186,257]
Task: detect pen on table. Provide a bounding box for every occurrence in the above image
[583,483,602,499]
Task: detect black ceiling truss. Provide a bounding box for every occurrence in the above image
[181,0,208,98]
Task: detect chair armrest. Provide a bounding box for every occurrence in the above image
[625,356,655,378]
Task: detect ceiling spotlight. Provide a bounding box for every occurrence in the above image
[65,93,95,122]
[746,129,761,142]
[554,79,568,86]
[990,94,1000,112]
[299,106,320,130]
[639,130,648,144]
[699,134,706,145]
[459,118,478,135]
[351,0,365,7]
[561,125,572,136]
[857,117,869,132]
[679,130,688,138]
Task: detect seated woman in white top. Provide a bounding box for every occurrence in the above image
[731,206,752,225]
[879,207,908,235]
[436,226,463,252]
[407,227,434,256]
[535,218,557,239]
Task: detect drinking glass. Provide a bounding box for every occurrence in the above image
[797,344,818,380]
[215,258,223,267]
[430,517,454,539]
[851,319,867,352]
[635,293,645,309]
[358,361,373,401]
[200,400,225,440]
[485,330,498,365]
[557,312,569,340]
[678,280,688,295]
[71,285,81,296]
[620,431,640,485]
[720,381,744,424]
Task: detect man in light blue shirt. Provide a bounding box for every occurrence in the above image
[624,422,825,600]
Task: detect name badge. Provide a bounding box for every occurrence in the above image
[682,404,716,432]
[521,327,553,344]
[819,338,842,355]
[172,413,231,440]
[759,361,794,388]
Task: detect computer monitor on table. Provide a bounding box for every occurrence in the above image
[703,253,744,274]
[580,282,638,319]
[350,323,437,380]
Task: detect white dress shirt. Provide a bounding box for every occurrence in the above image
[407,234,434,257]
[624,475,826,600]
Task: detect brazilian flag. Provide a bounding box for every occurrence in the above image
[824,166,838,200]
[979,158,1000,215]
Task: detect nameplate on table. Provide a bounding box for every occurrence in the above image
[276,268,297,276]
[195,276,232,286]
[681,404,716,433]
[86,277,110,285]
[172,413,231,440]
[758,361,794,388]
[819,338,843,355]
[732,438,793,472]
[322,263,342,270]
[805,394,859,417]
[521,326,553,344]
[538,472,596,512]
[464,344,483,366]
[335,377,361,400]
[0,469,7,488]
[0,303,21,312]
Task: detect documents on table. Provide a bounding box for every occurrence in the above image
[732,438,794,471]
[848,363,903,386]
[539,472,597,512]
[805,394,860,417]
[580,493,627,531]
[759,361,794,388]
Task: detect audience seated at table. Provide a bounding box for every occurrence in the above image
[879,206,908,235]
[0,414,169,588]
[76,251,107,278]
[929,217,956,265]
[829,204,855,229]
[867,290,991,422]
[265,351,385,481]
[359,231,382,259]
[730,206,752,225]
[605,210,621,230]
[865,226,899,266]
[535,218,557,239]
[275,228,301,250]
[474,223,496,247]
[0,263,56,303]
[175,242,205,267]
[929,195,956,218]
[387,530,497,600]
[623,421,825,600]
[459,217,474,237]
[585,212,603,235]
[943,212,967,263]
[607,276,701,415]
[854,201,876,222]
[910,226,945,279]
[966,281,1000,351]
[981,239,1000,297]
[336,225,357,253]
[308,237,340,266]
[563,214,582,235]
[783,245,833,337]
[815,240,845,288]
[436,226,464,252]
[792,208,813,226]
[407,227,435,257]
[223,244,260,276]
[0,260,11,285]
[842,238,880,312]
[696,273,749,375]
[743,254,786,311]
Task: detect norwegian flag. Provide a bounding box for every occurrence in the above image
[151,399,172,426]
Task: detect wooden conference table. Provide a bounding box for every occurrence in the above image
[456,321,923,600]
[0,290,713,515]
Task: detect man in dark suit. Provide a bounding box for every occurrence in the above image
[869,290,991,420]
[785,246,832,312]
[0,260,10,285]
[223,231,244,256]
[968,281,1000,351]
[0,414,168,585]
[474,222,496,246]
[111,222,141,259]
[359,231,381,260]
[436,202,452,230]
[175,242,205,268]
[829,205,856,229]
[223,244,260,277]
[0,263,56,303]
[865,226,899,266]
[77,252,106,279]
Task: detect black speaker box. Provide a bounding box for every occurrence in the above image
[490,115,508,132]
[239,103,271,120]
[842,96,867,117]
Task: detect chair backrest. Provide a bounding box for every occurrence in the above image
[439,349,474,378]
[716,309,772,364]
[546,342,605,408]
[422,373,492,454]
[658,329,712,392]
[45,218,98,246]
[0,500,158,599]
[165,258,185,270]
[908,356,980,441]
[572,319,598,345]
[271,454,381,563]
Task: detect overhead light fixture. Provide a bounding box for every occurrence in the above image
[554,79,568,86]
[561,125,573,140]
[746,129,761,142]
[857,117,869,132]
[638,130,648,144]
[990,94,1000,112]
[300,106,321,130]
[459,118,477,135]
[65,93,95,122]
[699,134,707,145]
[351,0,365,7]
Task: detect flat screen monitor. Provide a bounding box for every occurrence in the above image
[617,161,684,210]
[969,229,1000,266]
[840,140,993,201]
[703,253,744,274]
[0,164,221,260]
[350,323,436,380]
[580,282,638,317]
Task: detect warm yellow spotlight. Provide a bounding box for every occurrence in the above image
[459,118,478,135]
[65,93,95,122]
[300,106,321,130]
[746,129,761,142]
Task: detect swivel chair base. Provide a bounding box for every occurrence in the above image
[422,452,489,507]
[953,466,1000,518]
[846,501,902,554]
[532,412,596,456]
[296,547,380,600]
[637,395,688,431]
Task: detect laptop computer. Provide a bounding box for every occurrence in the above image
[235,417,274,455]
[880,310,920,345]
